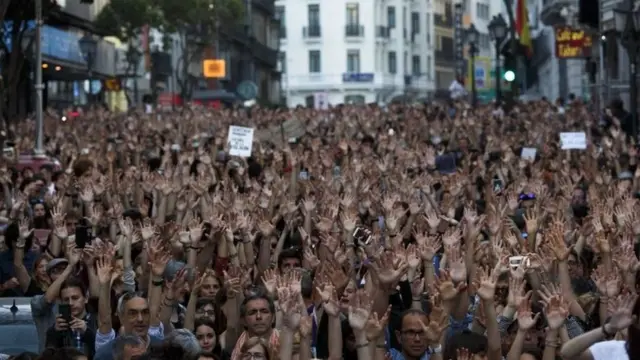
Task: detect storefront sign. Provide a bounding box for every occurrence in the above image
[555,26,592,59]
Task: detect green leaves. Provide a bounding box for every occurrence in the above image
[94,0,162,41]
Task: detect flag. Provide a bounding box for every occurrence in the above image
[516,0,533,57]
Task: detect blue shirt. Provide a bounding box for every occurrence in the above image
[389,348,430,360]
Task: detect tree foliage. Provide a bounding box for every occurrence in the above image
[155,0,244,35]
[94,0,163,42]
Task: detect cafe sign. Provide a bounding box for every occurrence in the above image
[555,26,593,59]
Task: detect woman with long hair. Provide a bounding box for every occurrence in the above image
[238,337,272,360]
[560,293,638,360]
[194,318,230,360]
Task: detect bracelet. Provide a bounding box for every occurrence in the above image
[152,278,164,287]
[355,342,369,349]
[602,324,615,338]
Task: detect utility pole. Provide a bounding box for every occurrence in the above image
[34,0,44,156]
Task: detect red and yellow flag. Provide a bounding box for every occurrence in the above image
[515,0,533,57]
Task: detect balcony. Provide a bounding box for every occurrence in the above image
[434,11,452,28]
[279,27,287,39]
[342,73,374,82]
[405,74,432,90]
[252,0,275,15]
[345,24,364,37]
[285,73,396,92]
[376,26,390,38]
[251,37,278,68]
[435,50,454,67]
[303,25,321,40]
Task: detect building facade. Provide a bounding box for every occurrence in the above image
[276,0,436,107]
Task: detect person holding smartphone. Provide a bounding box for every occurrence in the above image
[44,277,97,359]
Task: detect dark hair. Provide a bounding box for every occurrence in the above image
[195,299,227,335]
[5,222,33,252]
[240,293,275,318]
[194,318,224,356]
[60,277,87,297]
[398,309,429,331]
[196,351,220,360]
[442,331,489,360]
[626,297,640,359]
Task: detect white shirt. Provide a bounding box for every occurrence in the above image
[94,322,164,351]
[589,340,628,360]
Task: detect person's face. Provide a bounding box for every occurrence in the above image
[195,324,217,352]
[49,264,66,282]
[36,259,48,279]
[33,203,46,217]
[200,276,221,298]
[121,297,151,337]
[196,304,216,321]
[60,286,87,317]
[66,218,78,235]
[278,257,301,273]
[122,343,146,360]
[23,169,33,178]
[567,254,583,278]
[340,281,356,308]
[396,313,429,358]
[241,344,267,360]
[243,298,273,336]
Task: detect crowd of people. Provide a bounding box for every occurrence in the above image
[0,99,635,360]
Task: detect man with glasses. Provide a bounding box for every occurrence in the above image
[389,309,439,360]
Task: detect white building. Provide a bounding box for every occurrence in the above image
[276,0,437,107]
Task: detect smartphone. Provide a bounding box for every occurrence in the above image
[75,225,90,249]
[59,304,72,323]
[493,179,503,194]
[509,256,524,270]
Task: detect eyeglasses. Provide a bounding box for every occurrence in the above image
[400,329,425,339]
[241,353,266,360]
[196,309,216,317]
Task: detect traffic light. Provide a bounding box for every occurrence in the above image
[503,55,517,83]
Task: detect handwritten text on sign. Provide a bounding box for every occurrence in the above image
[555,26,592,59]
[227,126,254,157]
[560,132,587,150]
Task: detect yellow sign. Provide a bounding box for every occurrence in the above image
[203,59,226,78]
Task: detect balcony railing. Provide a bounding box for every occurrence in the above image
[303,25,321,38]
[376,26,389,38]
[252,38,278,68]
[345,24,364,37]
[279,27,287,39]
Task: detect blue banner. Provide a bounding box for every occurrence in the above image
[3,21,87,65]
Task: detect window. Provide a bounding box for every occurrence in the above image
[387,6,396,28]
[404,51,408,72]
[388,51,397,73]
[347,49,360,73]
[426,13,430,44]
[411,12,420,33]
[346,3,359,25]
[278,51,286,73]
[308,4,320,26]
[344,95,365,104]
[426,55,432,77]
[403,7,407,38]
[276,6,286,38]
[309,50,321,73]
[412,55,421,75]
[476,3,489,20]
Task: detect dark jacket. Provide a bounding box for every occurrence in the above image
[45,313,97,360]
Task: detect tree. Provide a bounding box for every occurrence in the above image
[94,0,162,42]
[155,0,244,100]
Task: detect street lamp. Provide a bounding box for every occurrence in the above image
[614,0,640,140]
[79,34,97,103]
[466,23,479,106]
[488,14,507,103]
[126,47,142,105]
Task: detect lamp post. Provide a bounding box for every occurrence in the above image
[79,34,98,104]
[34,0,44,156]
[614,0,640,140]
[466,23,479,107]
[488,14,507,103]
[126,47,142,106]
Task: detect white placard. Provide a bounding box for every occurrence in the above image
[227,126,254,157]
[560,132,587,150]
[521,147,537,160]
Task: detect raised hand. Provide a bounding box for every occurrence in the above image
[516,292,539,330]
[605,292,638,333]
[474,267,497,301]
[446,246,467,283]
[280,288,303,330]
[96,256,114,285]
[261,269,278,296]
[406,243,421,269]
[370,251,408,285]
[223,266,243,296]
[303,248,320,269]
[140,219,158,241]
[18,218,32,244]
[316,281,340,317]
[365,306,390,341]
[421,303,448,343]
[348,289,373,331]
[434,270,465,301]
[188,218,204,244]
[147,238,170,277]
[541,291,569,330]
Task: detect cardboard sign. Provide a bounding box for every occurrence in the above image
[560,132,587,150]
[255,118,306,147]
[521,147,537,160]
[227,126,254,157]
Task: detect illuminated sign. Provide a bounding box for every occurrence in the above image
[203,59,226,78]
[555,26,593,59]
